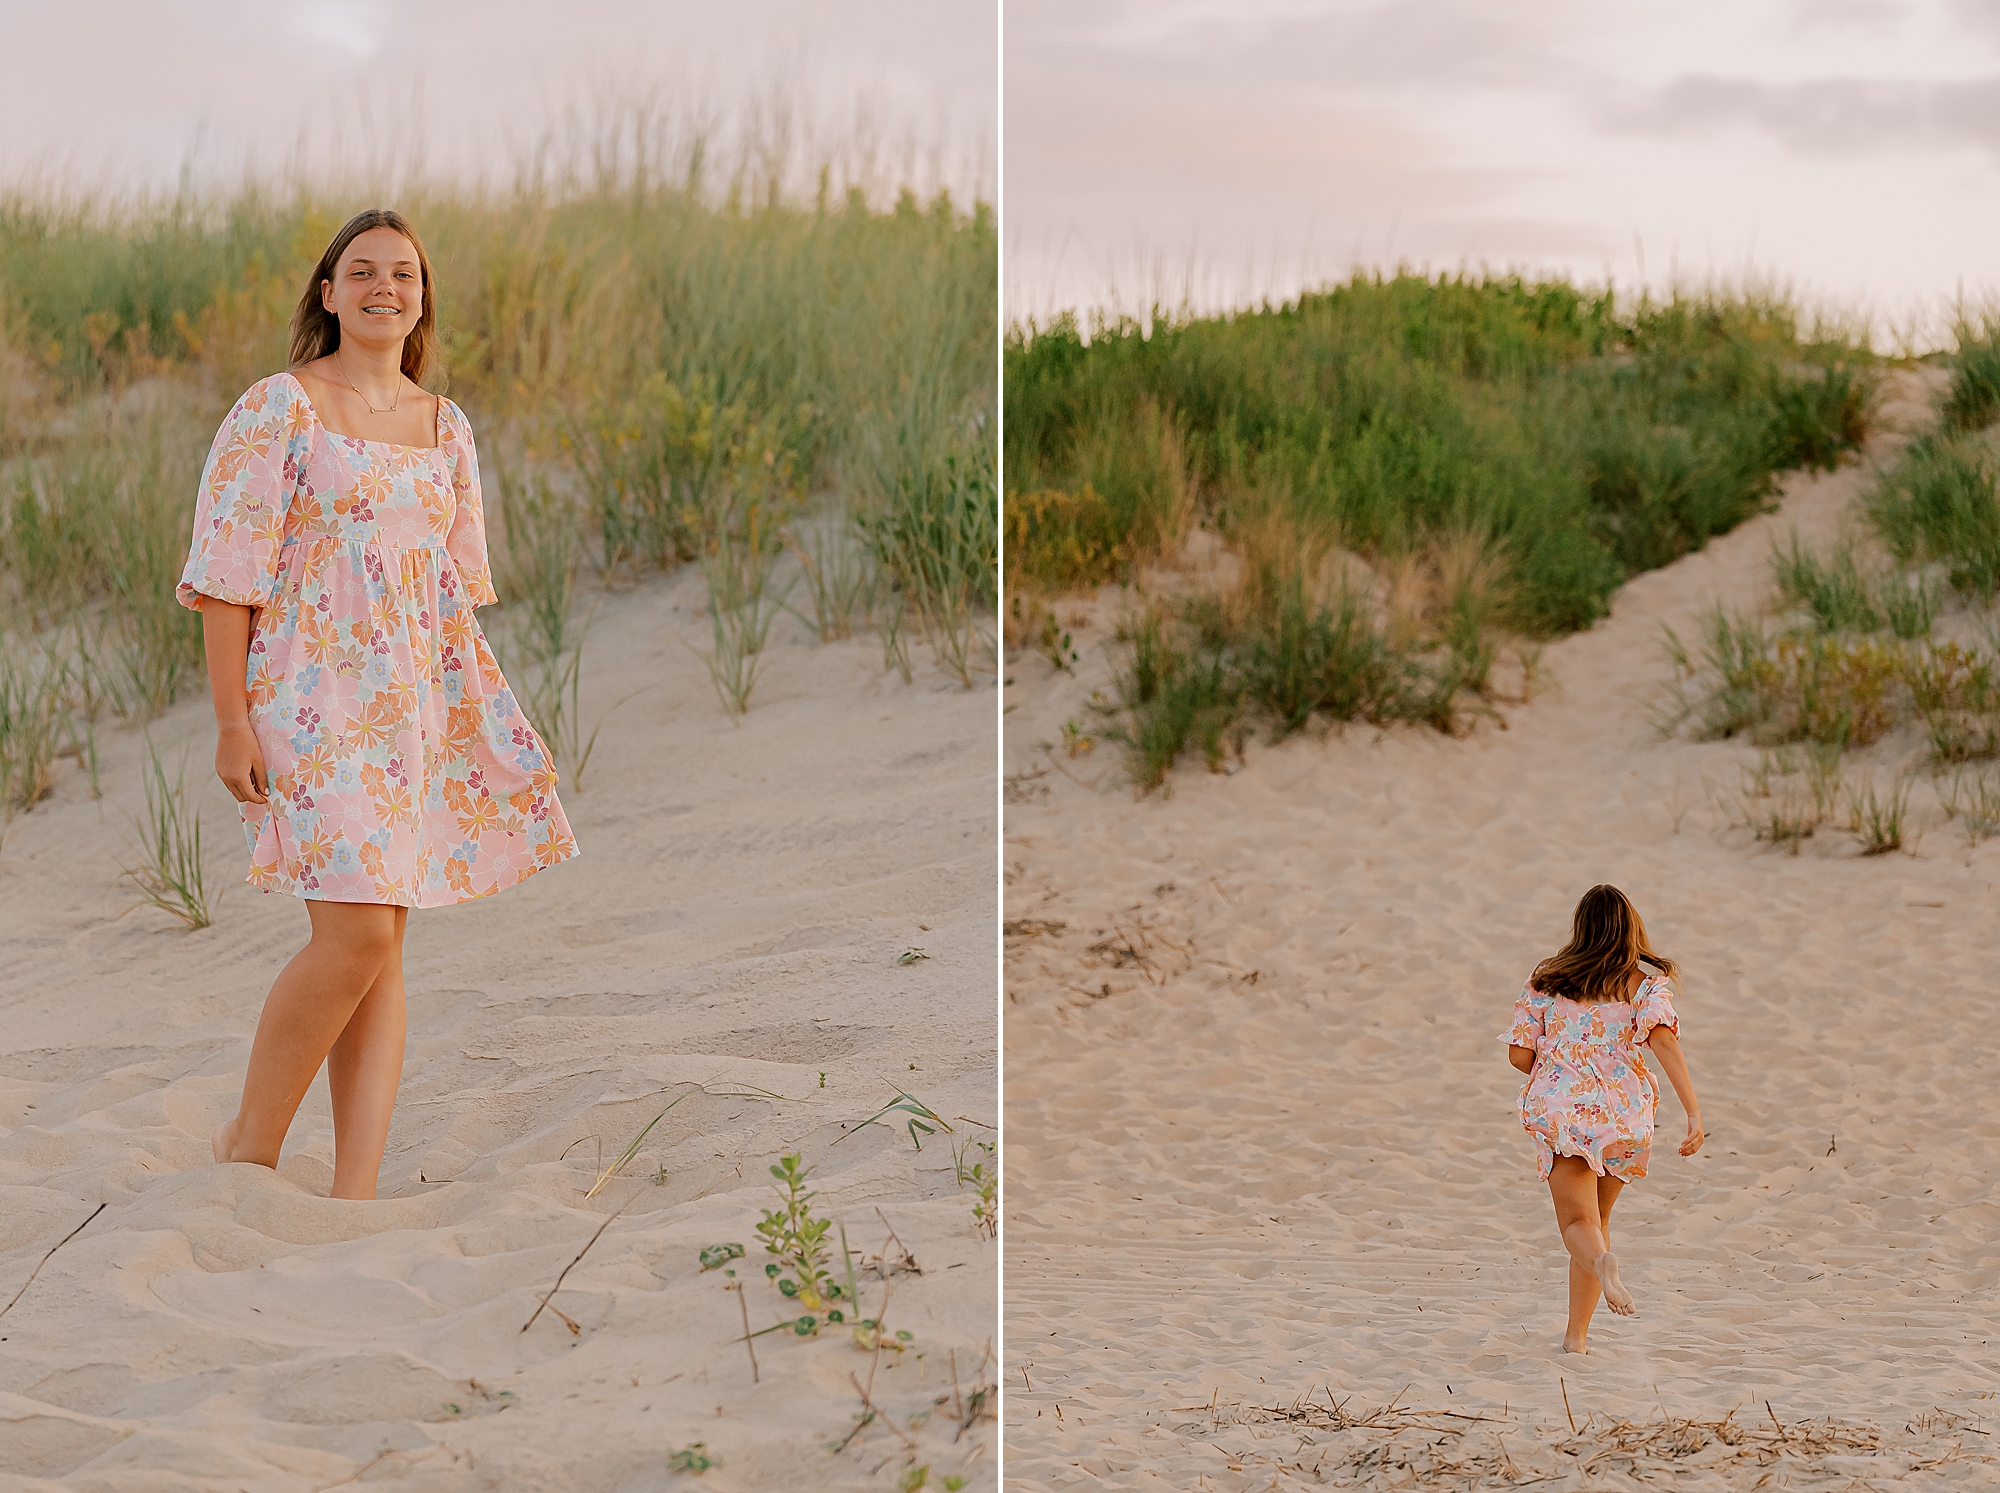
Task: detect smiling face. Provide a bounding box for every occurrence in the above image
[319,225,425,350]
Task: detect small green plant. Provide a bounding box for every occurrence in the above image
[1941,767,2000,844]
[1059,717,1095,757]
[574,1082,788,1200]
[697,504,794,719]
[1848,776,1915,856]
[0,647,72,815]
[787,509,876,642]
[698,1243,744,1272]
[666,1443,716,1474]
[1036,610,1077,672]
[898,1466,931,1492]
[896,946,929,965]
[1770,535,1881,633]
[838,1090,952,1152]
[954,1139,999,1240]
[755,1154,846,1330]
[122,738,217,929]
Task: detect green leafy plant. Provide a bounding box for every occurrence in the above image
[666,1443,716,1474]
[697,1243,744,1272]
[754,1154,847,1331]
[954,1138,998,1240]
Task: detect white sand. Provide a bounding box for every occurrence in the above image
[0,565,997,1491]
[1002,369,1999,1488]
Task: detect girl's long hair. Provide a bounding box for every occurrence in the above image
[1532,884,1677,1001]
[288,208,436,385]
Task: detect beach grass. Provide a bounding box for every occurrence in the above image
[1008,275,1877,782]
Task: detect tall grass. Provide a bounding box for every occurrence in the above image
[0,98,995,854]
[1007,276,1873,634]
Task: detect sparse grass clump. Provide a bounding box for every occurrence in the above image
[121,738,217,928]
[1942,314,2000,435]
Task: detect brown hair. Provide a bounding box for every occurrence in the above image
[288,208,436,385]
[1531,884,1678,1002]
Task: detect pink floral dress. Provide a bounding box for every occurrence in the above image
[1499,975,1680,1181]
[177,371,578,907]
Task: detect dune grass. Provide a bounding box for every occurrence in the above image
[1659,335,2000,854]
[0,101,995,863]
[1008,275,1876,785]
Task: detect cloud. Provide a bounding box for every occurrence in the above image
[1605,74,2000,159]
[1008,0,1584,95]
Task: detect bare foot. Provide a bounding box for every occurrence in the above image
[212,1116,240,1165]
[1593,1251,1636,1315]
[1562,1333,1589,1354]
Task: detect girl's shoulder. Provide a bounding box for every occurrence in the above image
[228,370,304,417]
[1516,980,1556,1006]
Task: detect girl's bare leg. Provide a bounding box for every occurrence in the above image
[326,906,408,1200]
[1561,1170,1625,1352]
[1548,1156,1634,1350]
[212,902,402,1193]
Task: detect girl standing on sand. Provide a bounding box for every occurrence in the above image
[180,208,577,1200]
[1500,885,1703,1354]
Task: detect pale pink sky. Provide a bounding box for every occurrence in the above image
[1,1,995,203]
[1007,0,2000,340]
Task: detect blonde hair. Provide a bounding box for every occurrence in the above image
[1532,884,1677,1002]
[288,208,436,385]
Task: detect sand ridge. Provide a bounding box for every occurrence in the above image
[1002,368,1999,1488]
[0,563,998,1491]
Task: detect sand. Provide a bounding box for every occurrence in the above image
[1001,368,2000,1489]
[0,562,998,1491]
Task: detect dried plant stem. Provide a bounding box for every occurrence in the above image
[0,1202,106,1320]
[520,1195,633,1335]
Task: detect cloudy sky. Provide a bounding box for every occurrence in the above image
[1006,0,2000,338]
[0,1,995,202]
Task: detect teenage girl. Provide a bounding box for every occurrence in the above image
[1501,884,1704,1353]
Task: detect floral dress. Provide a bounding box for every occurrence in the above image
[177,371,578,907]
[1499,975,1680,1181]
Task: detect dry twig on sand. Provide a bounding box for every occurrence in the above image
[520,1195,634,1335]
[0,1201,106,1320]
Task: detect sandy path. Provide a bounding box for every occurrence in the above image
[0,564,997,1492]
[1001,369,1999,1489]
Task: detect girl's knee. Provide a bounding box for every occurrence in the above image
[308,906,401,972]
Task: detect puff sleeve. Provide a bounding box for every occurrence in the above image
[1634,976,1680,1045]
[176,376,301,611]
[440,399,498,608]
[1499,985,1548,1051]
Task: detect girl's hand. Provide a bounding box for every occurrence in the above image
[216,721,269,805]
[1678,1111,1705,1157]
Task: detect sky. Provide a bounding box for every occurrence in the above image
[1005,0,2000,340]
[0,1,996,204]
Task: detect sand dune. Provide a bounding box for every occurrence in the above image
[0,566,997,1491]
[1002,368,1999,1489]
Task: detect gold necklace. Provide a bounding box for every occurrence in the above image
[334,350,401,414]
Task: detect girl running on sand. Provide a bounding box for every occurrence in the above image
[1501,885,1703,1353]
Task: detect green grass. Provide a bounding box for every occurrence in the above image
[1865,430,2000,596]
[1007,275,1874,636]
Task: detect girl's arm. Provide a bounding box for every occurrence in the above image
[201,600,267,805]
[1507,1044,1535,1074]
[1644,1026,1705,1156]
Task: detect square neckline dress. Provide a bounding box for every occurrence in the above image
[177,370,578,907]
[1499,975,1680,1182]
